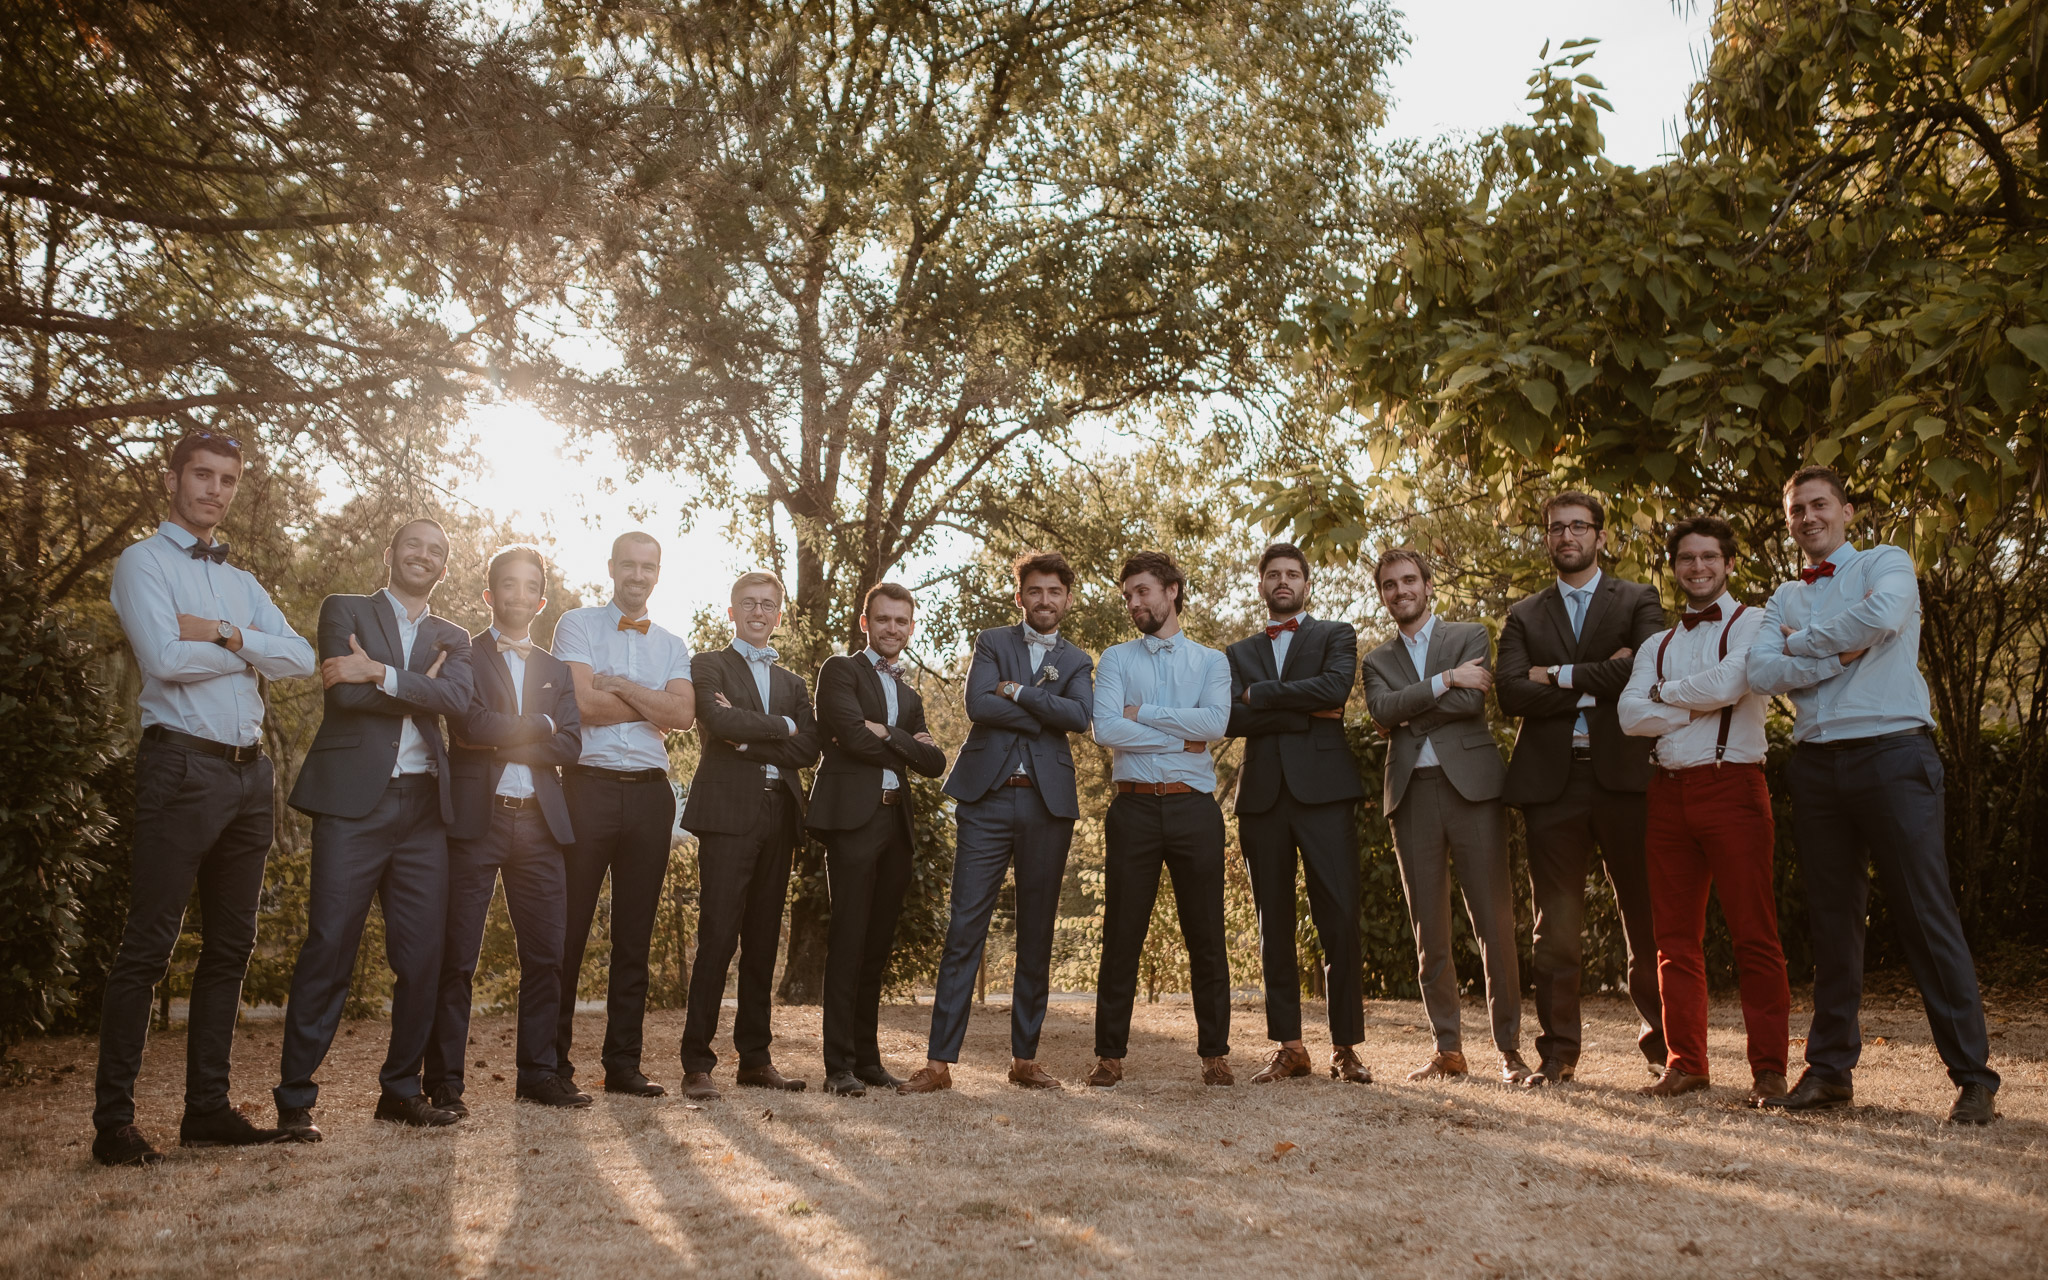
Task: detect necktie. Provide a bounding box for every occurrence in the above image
[1265,617,1300,640]
[187,541,229,565]
[1800,561,1837,585]
[1680,604,1722,631]
[1141,635,1176,656]
[496,635,534,657]
[616,615,651,634]
[1565,587,1589,640]
[873,655,904,682]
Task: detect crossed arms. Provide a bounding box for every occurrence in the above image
[815,657,946,778]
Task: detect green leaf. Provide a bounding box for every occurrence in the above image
[1924,457,1969,494]
[1642,451,1678,484]
[1912,416,1946,442]
[1721,383,1766,409]
[1520,378,1558,418]
[1445,363,1492,392]
[1654,359,1713,387]
[2006,325,2048,372]
[1985,363,2031,415]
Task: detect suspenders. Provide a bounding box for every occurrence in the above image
[1655,604,1749,765]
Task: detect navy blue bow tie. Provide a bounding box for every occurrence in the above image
[873,656,904,681]
[187,540,229,565]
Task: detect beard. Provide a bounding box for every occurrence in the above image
[1386,594,1427,627]
[1261,585,1302,617]
[1549,542,1597,575]
[1132,605,1170,635]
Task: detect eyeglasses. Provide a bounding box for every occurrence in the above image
[1545,520,1599,537]
[733,598,782,615]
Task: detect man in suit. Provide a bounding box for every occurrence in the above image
[1361,548,1528,1084]
[806,583,949,1096]
[900,552,1094,1095]
[552,531,696,1098]
[1223,542,1372,1086]
[1750,466,1998,1124]
[424,545,590,1115]
[277,518,476,1137]
[1496,490,1668,1087]
[678,571,822,1100]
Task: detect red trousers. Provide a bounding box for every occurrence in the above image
[1645,763,1790,1079]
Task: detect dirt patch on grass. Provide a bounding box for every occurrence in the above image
[3,991,2044,1278]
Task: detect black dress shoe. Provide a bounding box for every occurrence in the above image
[277,1107,323,1142]
[1948,1083,1997,1125]
[1522,1059,1575,1088]
[179,1106,294,1148]
[735,1062,807,1092]
[824,1071,867,1097]
[374,1092,459,1127]
[429,1087,469,1119]
[603,1070,667,1097]
[92,1124,163,1167]
[517,1075,593,1108]
[1759,1069,1852,1112]
[854,1064,905,1090]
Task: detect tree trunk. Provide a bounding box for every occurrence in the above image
[776,519,835,1004]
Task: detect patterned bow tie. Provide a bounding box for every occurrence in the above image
[1265,617,1300,640]
[1141,635,1176,655]
[744,645,779,665]
[1026,631,1057,649]
[187,540,229,565]
[1800,561,1837,585]
[873,655,904,681]
[616,615,651,634]
[1680,604,1722,631]
[496,635,534,657]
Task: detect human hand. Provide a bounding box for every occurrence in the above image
[1842,647,1869,664]
[1444,659,1493,692]
[426,649,448,678]
[1183,740,1207,753]
[913,731,937,746]
[322,634,385,688]
[1527,666,1551,686]
[864,719,889,739]
[1124,705,1141,720]
[714,691,733,709]
[178,613,225,643]
[1311,708,1345,720]
[1610,647,1633,661]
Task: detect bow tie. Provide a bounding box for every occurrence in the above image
[187,541,229,565]
[1680,604,1722,631]
[873,656,904,681]
[1025,631,1056,648]
[1265,617,1300,640]
[1800,561,1837,585]
[1141,635,1177,655]
[743,645,778,665]
[616,615,651,634]
[496,635,534,657]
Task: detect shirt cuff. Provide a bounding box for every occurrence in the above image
[379,664,400,696]
[1577,692,1596,708]
[782,716,797,735]
[1557,664,1574,689]
[543,714,556,733]
[1429,673,1448,700]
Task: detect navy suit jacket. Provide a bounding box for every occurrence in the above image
[941,625,1093,821]
[447,631,582,845]
[288,591,474,822]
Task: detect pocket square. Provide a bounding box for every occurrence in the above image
[542,682,554,689]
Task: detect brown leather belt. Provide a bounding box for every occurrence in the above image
[143,723,262,765]
[1004,774,1034,787]
[1116,780,1195,796]
[879,789,901,806]
[494,794,538,810]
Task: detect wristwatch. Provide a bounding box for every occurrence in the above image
[1649,681,1664,704]
[1000,680,1021,700]
[215,620,236,645]
[1545,664,1562,684]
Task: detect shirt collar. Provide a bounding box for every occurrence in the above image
[1402,613,1436,648]
[156,521,201,550]
[862,646,886,667]
[1022,622,1058,645]
[1684,591,1739,618]
[1826,542,1859,570]
[1267,610,1309,627]
[732,635,773,662]
[1556,568,1603,598]
[606,599,652,625]
[381,587,427,624]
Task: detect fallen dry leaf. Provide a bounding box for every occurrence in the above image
[1272,1141,1297,1157]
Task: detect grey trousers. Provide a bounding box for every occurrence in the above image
[1389,770,1521,1056]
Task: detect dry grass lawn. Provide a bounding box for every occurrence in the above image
[3,987,2045,1279]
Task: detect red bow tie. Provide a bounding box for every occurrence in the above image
[1800,561,1837,585]
[616,616,651,634]
[1265,617,1300,640]
[1680,604,1722,631]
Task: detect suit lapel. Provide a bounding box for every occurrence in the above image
[1541,585,1578,657]
[726,645,767,712]
[1423,619,1450,679]
[368,591,405,667]
[473,634,514,704]
[1575,576,1616,659]
[855,653,886,720]
[1387,633,1422,684]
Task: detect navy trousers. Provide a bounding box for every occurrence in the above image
[820,803,914,1075]
[1789,733,1998,1090]
[425,803,568,1096]
[925,784,1074,1062]
[276,776,448,1109]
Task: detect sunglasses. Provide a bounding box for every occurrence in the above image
[193,431,245,454]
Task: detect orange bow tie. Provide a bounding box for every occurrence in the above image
[616,616,651,635]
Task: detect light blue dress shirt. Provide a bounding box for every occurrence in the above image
[1553,568,1601,742]
[109,521,315,747]
[379,588,434,776]
[1091,630,1231,792]
[1748,541,1934,744]
[731,636,799,781]
[1398,614,1451,769]
[552,601,693,771]
[863,647,902,790]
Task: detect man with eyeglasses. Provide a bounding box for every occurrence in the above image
[1497,491,1668,1088]
[95,432,316,1166]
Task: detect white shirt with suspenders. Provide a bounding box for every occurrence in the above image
[1617,591,1769,768]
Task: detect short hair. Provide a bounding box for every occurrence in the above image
[611,531,661,561]
[1783,465,1849,504]
[1664,516,1737,565]
[1013,550,1075,591]
[863,581,915,616]
[1539,490,1605,530]
[168,431,244,476]
[730,570,785,604]
[388,517,447,555]
[487,543,549,594]
[1373,547,1433,586]
[1257,542,1310,579]
[1118,550,1188,614]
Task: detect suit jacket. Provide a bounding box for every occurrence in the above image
[805,654,948,838]
[1360,620,1506,815]
[940,625,1094,820]
[1496,573,1666,803]
[447,631,582,845]
[1223,617,1364,815]
[681,644,822,837]
[289,592,475,822]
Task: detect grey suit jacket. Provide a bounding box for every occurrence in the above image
[941,625,1094,820]
[1360,619,1506,815]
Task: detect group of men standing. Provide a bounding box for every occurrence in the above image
[88,433,1999,1166]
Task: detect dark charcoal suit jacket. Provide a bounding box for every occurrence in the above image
[1495,573,1666,805]
[804,653,948,842]
[447,631,582,846]
[288,591,474,823]
[940,625,1094,821]
[681,644,821,837]
[1223,616,1364,815]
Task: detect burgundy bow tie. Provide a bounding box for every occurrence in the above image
[1265,617,1300,640]
[1680,604,1722,631]
[873,656,904,681]
[1800,561,1837,585]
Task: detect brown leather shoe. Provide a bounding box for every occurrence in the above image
[1086,1057,1123,1088]
[1500,1050,1533,1085]
[1748,1071,1789,1108]
[735,1062,807,1092]
[1331,1045,1373,1084]
[1007,1060,1062,1090]
[1201,1056,1234,1086]
[1250,1045,1312,1083]
[1640,1067,1710,1098]
[897,1064,953,1095]
[1406,1050,1468,1082]
[681,1072,721,1101]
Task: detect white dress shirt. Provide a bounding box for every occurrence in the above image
[863,647,902,790]
[1091,631,1232,792]
[1618,592,1768,767]
[731,637,798,781]
[1553,568,1601,743]
[378,589,434,776]
[1748,542,1934,743]
[553,601,693,771]
[1398,614,1453,769]
[1266,611,1306,673]
[490,628,536,799]
[109,522,316,747]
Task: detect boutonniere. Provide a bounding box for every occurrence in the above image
[542,682,554,690]
[1036,663,1059,685]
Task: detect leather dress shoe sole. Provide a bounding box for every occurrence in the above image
[855,1067,906,1090]
[735,1068,808,1092]
[92,1125,163,1167]
[1007,1065,1063,1090]
[430,1094,470,1119]
[824,1073,867,1097]
[1947,1084,1997,1126]
[680,1073,722,1102]
[604,1077,668,1098]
